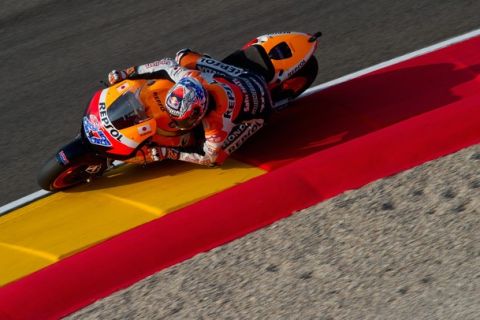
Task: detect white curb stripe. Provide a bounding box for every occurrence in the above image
[0,190,51,216]
[1,27,479,216]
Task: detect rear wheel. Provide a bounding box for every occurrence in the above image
[271,56,318,102]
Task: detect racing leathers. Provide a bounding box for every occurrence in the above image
[115,51,272,166]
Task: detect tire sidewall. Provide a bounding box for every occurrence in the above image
[37,137,107,191]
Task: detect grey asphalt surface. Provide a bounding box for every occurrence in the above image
[1,0,479,319]
[1,0,479,205]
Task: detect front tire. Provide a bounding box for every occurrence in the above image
[37,137,107,191]
[37,156,105,191]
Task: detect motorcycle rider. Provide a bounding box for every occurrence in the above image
[108,49,272,166]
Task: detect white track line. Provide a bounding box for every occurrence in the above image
[303,28,480,96]
[1,27,479,216]
[0,190,51,216]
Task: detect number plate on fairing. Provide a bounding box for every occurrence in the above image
[83,116,112,147]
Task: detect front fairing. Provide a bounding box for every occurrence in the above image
[82,80,157,158]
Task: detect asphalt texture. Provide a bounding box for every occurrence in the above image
[0,0,480,319]
[1,0,479,205]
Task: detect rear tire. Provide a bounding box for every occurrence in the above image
[271,56,318,102]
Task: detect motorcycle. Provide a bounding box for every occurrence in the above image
[37,31,321,191]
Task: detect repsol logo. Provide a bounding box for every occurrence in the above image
[99,103,123,142]
[199,58,244,77]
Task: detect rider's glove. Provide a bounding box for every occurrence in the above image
[175,48,192,64]
[107,67,136,85]
[175,48,212,64]
[126,146,179,165]
[107,70,127,85]
[149,146,180,162]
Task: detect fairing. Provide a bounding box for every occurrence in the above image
[243,32,319,83]
[83,81,157,157]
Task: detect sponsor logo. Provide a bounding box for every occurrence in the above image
[217,82,236,119]
[223,119,264,154]
[144,59,171,69]
[243,78,259,114]
[116,82,130,93]
[99,102,124,142]
[85,164,103,174]
[251,76,267,113]
[232,78,251,113]
[153,92,166,112]
[232,76,267,115]
[137,123,152,136]
[286,59,306,78]
[57,150,70,165]
[138,59,175,74]
[83,116,112,147]
[198,58,245,77]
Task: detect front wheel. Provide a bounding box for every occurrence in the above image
[37,157,106,191]
[37,137,107,191]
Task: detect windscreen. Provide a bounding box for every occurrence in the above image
[107,91,149,130]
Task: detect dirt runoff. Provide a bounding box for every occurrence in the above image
[68,144,480,320]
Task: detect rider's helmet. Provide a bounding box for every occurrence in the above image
[165,77,208,130]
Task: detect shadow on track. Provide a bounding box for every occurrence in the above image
[234,63,480,169]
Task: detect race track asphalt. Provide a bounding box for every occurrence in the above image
[1,1,479,319]
[0,0,479,205]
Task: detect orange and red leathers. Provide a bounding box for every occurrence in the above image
[124,53,271,166]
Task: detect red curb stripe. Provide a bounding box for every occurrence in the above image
[0,38,479,319]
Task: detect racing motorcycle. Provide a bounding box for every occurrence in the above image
[37,31,321,191]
